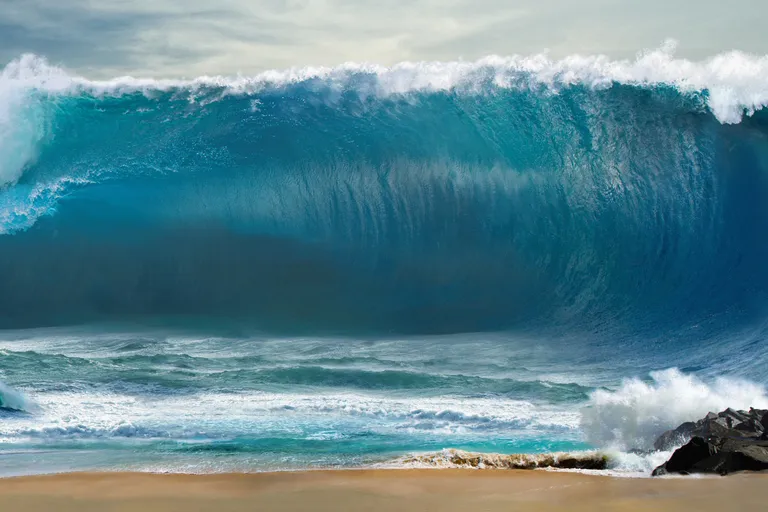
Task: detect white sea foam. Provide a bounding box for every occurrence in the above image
[0,60,50,188]
[580,368,768,451]
[606,449,677,476]
[2,42,768,124]
[0,389,580,442]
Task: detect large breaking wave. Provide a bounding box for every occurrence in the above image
[2,45,768,336]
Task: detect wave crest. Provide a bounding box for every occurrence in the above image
[3,42,768,123]
[0,381,34,413]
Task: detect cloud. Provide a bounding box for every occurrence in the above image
[0,0,767,78]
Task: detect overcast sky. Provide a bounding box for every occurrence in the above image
[1,0,767,78]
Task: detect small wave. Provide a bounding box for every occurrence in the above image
[579,368,768,451]
[13,423,168,440]
[0,346,593,399]
[386,448,608,471]
[386,448,680,476]
[222,367,590,400]
[278,401,580,432]
[0,381,35,413]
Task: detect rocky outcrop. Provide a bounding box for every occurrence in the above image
[653,408,766,451]
[652,408,768,476]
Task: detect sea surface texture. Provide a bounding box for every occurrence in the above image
[1,47,768,475]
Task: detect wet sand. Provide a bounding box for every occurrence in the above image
[0,469,766,511]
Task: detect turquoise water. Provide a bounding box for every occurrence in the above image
[0,329,596,475]
[1,325,766,476]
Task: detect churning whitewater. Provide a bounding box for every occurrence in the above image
[1,45,768,476]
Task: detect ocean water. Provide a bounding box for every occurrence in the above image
[2,46,768,476]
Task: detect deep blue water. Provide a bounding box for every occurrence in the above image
[1,53,768,475]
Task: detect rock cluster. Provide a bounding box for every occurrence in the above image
[652,407,768,476]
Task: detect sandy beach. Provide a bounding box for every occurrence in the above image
[0,470,766,511]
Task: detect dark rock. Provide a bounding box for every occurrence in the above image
[652,408,768,476]
[701,417,734,438]
[720,437,768,453]
[734,443,768,467]
[733,419,764,437]
[653,421,699,451]
[719,408,751,428]
[654,437,718,475]
[690,444,768,475]
[653,407,768,452]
